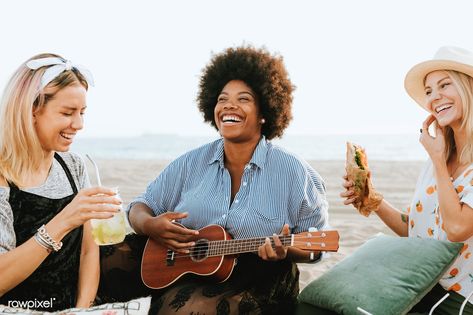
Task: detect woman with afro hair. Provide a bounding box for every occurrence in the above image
[128,46,329,314]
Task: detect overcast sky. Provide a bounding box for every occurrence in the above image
[0,0,471,138]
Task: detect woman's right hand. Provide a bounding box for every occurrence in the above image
[340,174,358,207]
[54,186,121,233]
[143,212,199,253]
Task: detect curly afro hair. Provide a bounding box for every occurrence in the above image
[197,46,294,140]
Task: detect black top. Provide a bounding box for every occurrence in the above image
[0,153,83,311]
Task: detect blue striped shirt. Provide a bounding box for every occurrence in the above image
[128,137,329,239]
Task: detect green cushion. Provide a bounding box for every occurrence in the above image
[298,235,463,315]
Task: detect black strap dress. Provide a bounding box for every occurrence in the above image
[0,153,83,311]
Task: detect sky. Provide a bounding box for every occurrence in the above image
[0,0,472,138]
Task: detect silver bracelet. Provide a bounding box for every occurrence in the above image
[37,225,62,252]
[33,232,52,253]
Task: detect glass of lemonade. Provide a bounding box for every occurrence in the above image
[90,187,127,245]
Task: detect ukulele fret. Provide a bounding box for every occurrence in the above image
[208,236,293,256]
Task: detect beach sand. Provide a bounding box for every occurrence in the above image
[93,159,424,290]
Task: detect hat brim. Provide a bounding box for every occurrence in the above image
[404,60,473,110]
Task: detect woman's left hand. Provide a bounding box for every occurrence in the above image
[257,224,289,261]
[420,115,446,162]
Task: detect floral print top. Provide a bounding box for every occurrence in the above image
[409,160,473,302]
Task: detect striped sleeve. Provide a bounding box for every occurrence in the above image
[292,163,329,234]
[127,155,188,216]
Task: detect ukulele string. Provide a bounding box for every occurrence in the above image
[165,236,331,260]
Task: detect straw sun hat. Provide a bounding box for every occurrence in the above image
[404,46,473,110]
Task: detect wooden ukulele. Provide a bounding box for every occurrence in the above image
[141,224,339,289]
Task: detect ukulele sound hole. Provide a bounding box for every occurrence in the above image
[190,239,209,262]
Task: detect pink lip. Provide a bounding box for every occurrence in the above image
[436,108,450,116]
[60,134,74,143]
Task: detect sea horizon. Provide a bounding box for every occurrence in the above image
[70,133,427,161]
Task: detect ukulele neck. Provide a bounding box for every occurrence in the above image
[207,235,293,256]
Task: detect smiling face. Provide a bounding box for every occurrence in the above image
[424,70,463,129]
[34,84,87,155]
[214,80,262,143]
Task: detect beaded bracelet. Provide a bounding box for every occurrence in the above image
[36,225,63,252]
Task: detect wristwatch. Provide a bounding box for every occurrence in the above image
[308,252,322,264]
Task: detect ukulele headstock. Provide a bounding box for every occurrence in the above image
[293,230,340,252]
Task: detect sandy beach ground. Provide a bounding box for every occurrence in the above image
[92,159,424,290]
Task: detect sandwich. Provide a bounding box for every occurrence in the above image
[345,142,383,216]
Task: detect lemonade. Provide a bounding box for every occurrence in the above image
[90,189,126,245]
[91,211,126,245]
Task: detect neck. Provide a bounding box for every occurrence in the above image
[40,151,55,172]
[20,151,55,188]
[223,136,261,168]
[453,128,467,162]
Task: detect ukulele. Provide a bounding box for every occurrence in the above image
[141,223,339,289]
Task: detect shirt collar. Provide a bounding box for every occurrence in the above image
[208,136,269,169]
[249,136,268,169]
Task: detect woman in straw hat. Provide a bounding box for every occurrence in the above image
[0,54,121,311]
[341,46,473,313]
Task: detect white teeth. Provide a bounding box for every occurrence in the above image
[60,132,74,140]
[222,115,242,123]
[435,105,452,113]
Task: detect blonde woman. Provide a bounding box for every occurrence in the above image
[341,46,473,313]
[0,54,121,311]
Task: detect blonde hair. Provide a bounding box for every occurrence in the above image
[0,53,89,187]
[441,70,473,164]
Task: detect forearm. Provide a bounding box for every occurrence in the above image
[375,199,409,236]
[0,219,72,296]
[76,223,99,308]
[433,160,473,241]
[128,202,155,235]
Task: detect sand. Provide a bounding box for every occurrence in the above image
[92,159,425,289]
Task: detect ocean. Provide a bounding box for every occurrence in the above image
[70,134,427,161]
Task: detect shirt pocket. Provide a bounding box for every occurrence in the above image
[254,206,281,220]
[247,206,285,236]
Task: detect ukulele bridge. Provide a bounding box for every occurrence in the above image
[166,250,176,266]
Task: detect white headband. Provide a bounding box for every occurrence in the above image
[26,57,95,90]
